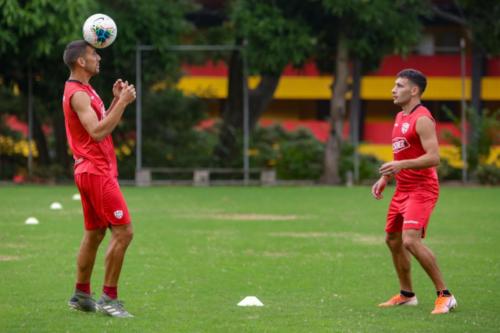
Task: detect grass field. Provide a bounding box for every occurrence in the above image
[1,185,499,332]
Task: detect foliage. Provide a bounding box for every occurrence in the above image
[0,0,92,60]
[244,125,380,181]
[0,0,198,181]
[96,0,196,88]
[277,136,324,180]
[317,0,427,71]
[457,0,500,55]
[231,0,314,75]
[339,143,384,184]
[249,126,324,180]
[477,164,500,185]
[437,159,462,181]
[121,88,213,176]
[443,107,500,174]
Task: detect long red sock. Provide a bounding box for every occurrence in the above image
[103,285,117,299]
[76,283,91,294]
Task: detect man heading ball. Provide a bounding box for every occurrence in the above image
[62,40,136,317]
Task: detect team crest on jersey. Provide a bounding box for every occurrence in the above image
[114,210,124,219]
[401,122,410,134]
[392,136,410,153]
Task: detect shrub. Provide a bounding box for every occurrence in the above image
[276,132,324,180]
[437,159,462,181]
[442,107,500,178]
[477,164,500,185]
[339,143,383,183]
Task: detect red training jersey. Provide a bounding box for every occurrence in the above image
[391,104,439,193]
[62,80,118,177]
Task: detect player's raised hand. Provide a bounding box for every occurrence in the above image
[112,79,124,98]
[119,83,136,105]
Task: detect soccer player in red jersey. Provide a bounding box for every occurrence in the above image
[62,40,136,317]
[371,69,457,314]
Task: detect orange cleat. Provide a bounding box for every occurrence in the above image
[431,294,457,314]
[378,294,418,307]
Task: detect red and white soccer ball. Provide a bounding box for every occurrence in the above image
[82,13,117,49]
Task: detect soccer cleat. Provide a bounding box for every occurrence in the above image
[431,294,457,314]
[378,294,418,307]
[97,294,134,318]
[68,290,96,312]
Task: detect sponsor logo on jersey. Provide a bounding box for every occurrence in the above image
[392,136,410,153]
[114,210,123,219]
[401,122,410,134]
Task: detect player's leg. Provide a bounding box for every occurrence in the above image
[96,177,134,317]
[97,223,134,317]
[76,228,106,285]
[402,191,457,314]
[379,192,417,307]
[402,229,446,290]
[69,228,106,312]
[379,232,418,307]
[387,232,413,292]
[69,174,107,312]
[103,223,133,288]
[401,229,457,314]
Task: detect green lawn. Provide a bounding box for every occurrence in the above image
[0,185,499,332]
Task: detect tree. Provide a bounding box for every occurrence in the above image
[430,0,500,166]
[0,0,194,178]
[431,0,500,113]
[211,0,426,180]
[213,0,313,165]
[318,0,426,184]
[0,0,95,172]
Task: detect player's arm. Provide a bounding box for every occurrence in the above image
[402,116,440,169]
[379,116,440,175]
[106,79,125,116]
[71,85,135,141]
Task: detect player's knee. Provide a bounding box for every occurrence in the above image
[125,228,134,244]
[385,234,402,250]
[402,237,418,251]
[96,231,106,243]
[117,226,133,246]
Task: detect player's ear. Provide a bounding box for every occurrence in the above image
[410,84,420,97]
[76,56,86,68]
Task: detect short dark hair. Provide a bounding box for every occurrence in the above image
[397,68,427,95]
[63,40,91,70]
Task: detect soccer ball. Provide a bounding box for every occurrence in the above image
[82,13,117,49]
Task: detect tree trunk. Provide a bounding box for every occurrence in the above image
[214,46,244,165]
[214,45,281,166]
[322,33,349,185]
[249,74,281,129]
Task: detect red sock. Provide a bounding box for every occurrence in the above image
[76,283,91,294]
[103,285,118,299]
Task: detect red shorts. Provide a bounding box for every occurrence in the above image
[75,173,131,230]
[385,189,438,238]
